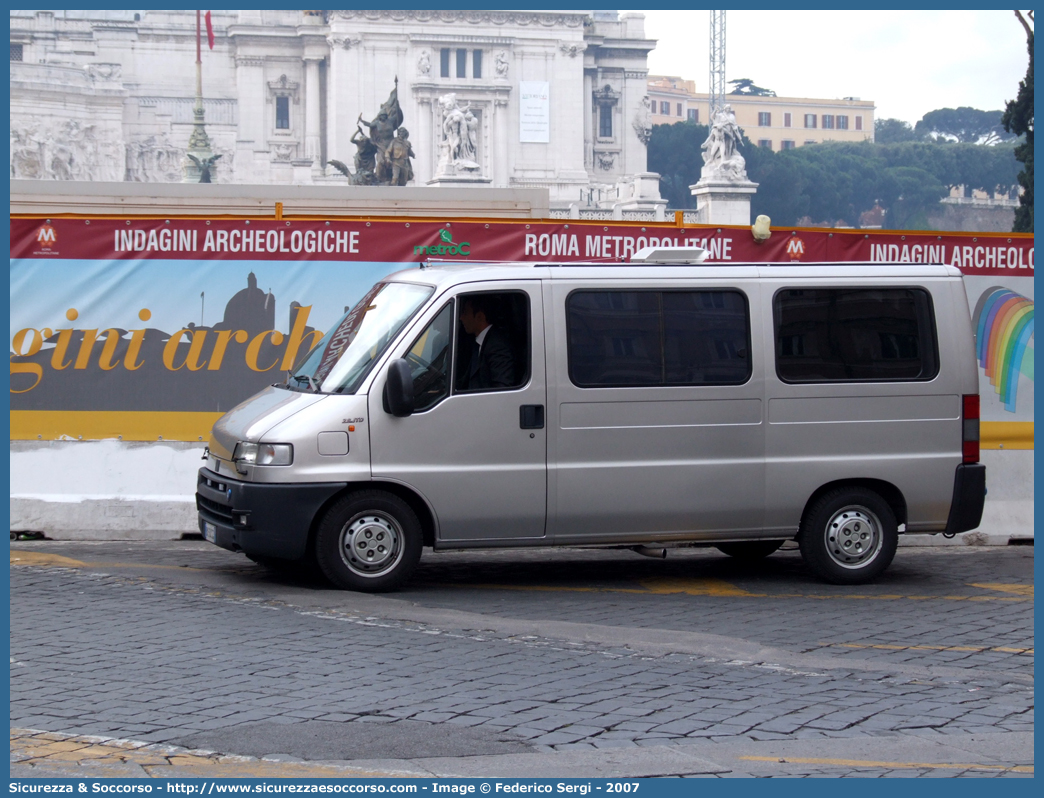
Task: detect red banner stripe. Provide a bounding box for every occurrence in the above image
[9,218,1033,277]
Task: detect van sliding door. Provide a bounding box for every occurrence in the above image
[547,281,766,543]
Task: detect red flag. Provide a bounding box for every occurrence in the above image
[204,11,215,49]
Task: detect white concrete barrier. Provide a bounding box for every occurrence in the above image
[10,441,1033,545]
[10,440,202,540]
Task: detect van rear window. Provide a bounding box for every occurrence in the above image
[566,290,751,387]
[774,288,938,383]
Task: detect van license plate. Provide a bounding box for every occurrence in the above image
[203,522,216,543]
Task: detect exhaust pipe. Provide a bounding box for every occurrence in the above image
[632,545,667,559]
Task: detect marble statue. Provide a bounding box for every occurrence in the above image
[700,104,748,182]
[436,94,480,174]
[632,96,652,146]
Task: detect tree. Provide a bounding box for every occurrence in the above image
[915,107,1015,144]
[874,118,921,144]
[648,121,708,209]
[728,78,775,97]
[647,116,1020,228]
[878,166,948,230]
[1002,10,1033,232]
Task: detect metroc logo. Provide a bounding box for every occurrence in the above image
[414,228,471,257]
[36,224,57,249]
[785,235,806,260]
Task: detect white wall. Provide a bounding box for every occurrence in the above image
[10,441,1031,543]
[11,440,204,540]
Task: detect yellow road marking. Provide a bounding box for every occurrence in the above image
[9,551,87,568]
[10,552,217,573]
[448,581,1029,602]
[10,729,421,778]
[740,755,1033,773]
[822,642,1033,655]
[639,577,759,596]
[12,554,1033,604]
[971,582,1034,597]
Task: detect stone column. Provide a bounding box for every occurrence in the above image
[325,35,361,176]
[415,96,433,184]
[582,70,593,174]
[494,97,509,188]
[235,56,266,182]
[303,56,322,172]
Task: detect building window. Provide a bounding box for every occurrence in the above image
[11,43,23,61]
[594,84,620,140]
[784,112,792,127]
[855,115,863,131]
[822,114,834,129]
[440,48,450,78]
[687,108,698,122]
[659,100,670,115]
[675,102,682,117]
[781,140,795,150]
[804,139,817,145]
[836,115,848,130]
[275,96,290,129]
[758,139,772,149]
[758,112,771,127]
[804,114,817,128]
[456,48,467,78]
[472,49,482,79]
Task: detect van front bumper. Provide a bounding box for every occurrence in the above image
[945,463,987,535]
[195,467,346,561]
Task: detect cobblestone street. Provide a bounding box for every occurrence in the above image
[10,541,1034,777]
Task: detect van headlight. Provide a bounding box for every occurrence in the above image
[233,441,294,472]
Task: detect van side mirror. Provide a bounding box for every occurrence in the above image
[384,359,415,417]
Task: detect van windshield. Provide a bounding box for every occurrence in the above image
[287,281,433,394]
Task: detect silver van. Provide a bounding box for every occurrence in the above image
[196,251,986,590]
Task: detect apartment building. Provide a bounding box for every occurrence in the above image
[648,75,875,150]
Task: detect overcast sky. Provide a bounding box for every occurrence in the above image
[634,10,1030,126]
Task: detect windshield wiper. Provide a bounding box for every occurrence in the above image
[286,370,321,393]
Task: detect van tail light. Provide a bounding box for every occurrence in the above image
[962,394,980,464]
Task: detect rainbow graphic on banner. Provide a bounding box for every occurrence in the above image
[973,287,1034,412]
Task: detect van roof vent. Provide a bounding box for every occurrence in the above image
[630,246,708,264]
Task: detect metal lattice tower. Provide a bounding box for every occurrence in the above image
[709,10,726,118]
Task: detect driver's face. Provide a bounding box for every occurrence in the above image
[459,303,484,336]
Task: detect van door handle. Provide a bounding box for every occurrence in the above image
[520,404,544,430]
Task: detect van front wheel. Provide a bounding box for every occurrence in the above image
[316,491,422,592]
[799,488,897,585]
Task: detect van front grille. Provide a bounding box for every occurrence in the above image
[200,473,228,493]
[197,494,234,524]
[197,470,235,524]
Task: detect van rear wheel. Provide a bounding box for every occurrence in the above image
[799,487,897,585]
[715,540,785,560]
[315,490,422,592]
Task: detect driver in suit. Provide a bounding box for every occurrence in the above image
[459,295,516,390]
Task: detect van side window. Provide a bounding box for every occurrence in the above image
[774,288,939,382]
[405,302,454,412]
[454,291,531,393]
[567,290,751,387]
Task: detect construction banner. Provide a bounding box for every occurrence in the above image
[10,217,1033,443]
